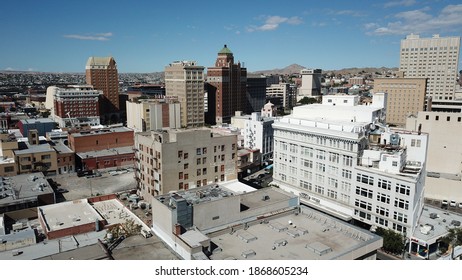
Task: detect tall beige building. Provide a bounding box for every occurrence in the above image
[165,61,205,128]
[399,34,460,101]
[373,77,427,126]
[126,98,181,132]
[134,128,237,200]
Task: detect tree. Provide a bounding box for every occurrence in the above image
[439,227,462,254]
[299,97,320,105]
[375,227,405,255]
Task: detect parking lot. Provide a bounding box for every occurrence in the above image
[48,168,136,201]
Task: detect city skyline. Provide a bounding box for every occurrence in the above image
[1,0,462,73]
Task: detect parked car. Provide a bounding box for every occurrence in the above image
[459,202,462,209]
[56,188,69,193]
[450,200,457,207]
[442,200,449,208]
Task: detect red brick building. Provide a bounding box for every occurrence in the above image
[206,45,247,125]
[68,126,134,153]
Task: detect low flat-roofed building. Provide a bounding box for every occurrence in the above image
[38,198,106,240]
[0,172,55,214]
[151,184,383,260]
[406,204,462,259]
[76,146,134,171]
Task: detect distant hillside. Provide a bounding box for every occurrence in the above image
[325,67,399,76]
[250,65,398,76]
[250,64,306,76]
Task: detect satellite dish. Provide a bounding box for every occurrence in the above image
[370,123,376,131]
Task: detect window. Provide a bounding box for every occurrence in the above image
[184,163,189,169]
[328,178,338,188]
[197,169,201,176]
[301,159,313,168]
[196,148,201,155]
[356,186,373,198]
[394,198,409,210]
[357,174,374,185]
[396,184,411,195]
[4,166,14,173]
[220,165,225,172]
[377,192,390,204]
[342,169,352,179]
[375,217,388,226]
[202,158,207,164]
[355,199,372,211]
[327,189,337,199]
[202,168,207,175]
[316,162,325,172]
[179,172,183,179]
[314,185,324,195]
[202,147,207,154]
[184,153,189,159]
[329,152,339,163]
[300,180,312,191]
[378,179,391,190]
[376,206,389,217]
[393,211,408,223]
[184,173,189,180]
[343,155,353,166]
[355,209,371,220]
[317,150,326,160]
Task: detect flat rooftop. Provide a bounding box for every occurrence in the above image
[208,205,382,260]
[413,204,462,244]
[38,199,103,232]
[71,126,133,137]
[0,173,53,206]
[76,146,134,158]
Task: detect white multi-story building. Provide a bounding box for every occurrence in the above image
[272,93,428,237]
[400,34,460,101]
[243,103,277,163]
[126,98,181,132]
[298,69,322,101]
[165,61,205,128]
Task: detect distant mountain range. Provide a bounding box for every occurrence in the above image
[250,64,398,76]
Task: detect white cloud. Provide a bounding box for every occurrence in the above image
[366,4,462,35]
[63,32,113,41]
[384,0,416,8]
[247,15,302,32]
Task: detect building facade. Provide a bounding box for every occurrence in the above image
[246,75,267,114]
[243,112,274,163]
[126,98,181,132]
[266,83,293,110]
[373,78,427,126]
[165,61,205,128]
[272,94,428,238]
[47,85,102,128]
[134,128,238,200]
[399,34,460,101]
[206,45,247,125]
[67,126,134,153]
[406,111,462,179]
[298,69,322,101]
[85,57,120,123]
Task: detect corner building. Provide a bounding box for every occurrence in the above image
[272,94,428,237]
[134,128,238,201]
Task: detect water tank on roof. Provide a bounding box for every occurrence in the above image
[390,134,400,146]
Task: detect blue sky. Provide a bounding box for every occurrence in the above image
[1,0,461,73]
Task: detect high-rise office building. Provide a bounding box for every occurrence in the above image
[85,57,120,123]
[373,77,427,126]
[206,45,247,125]
[399,34,460,101]
[298,69,322,101]
[165,61,205,128]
